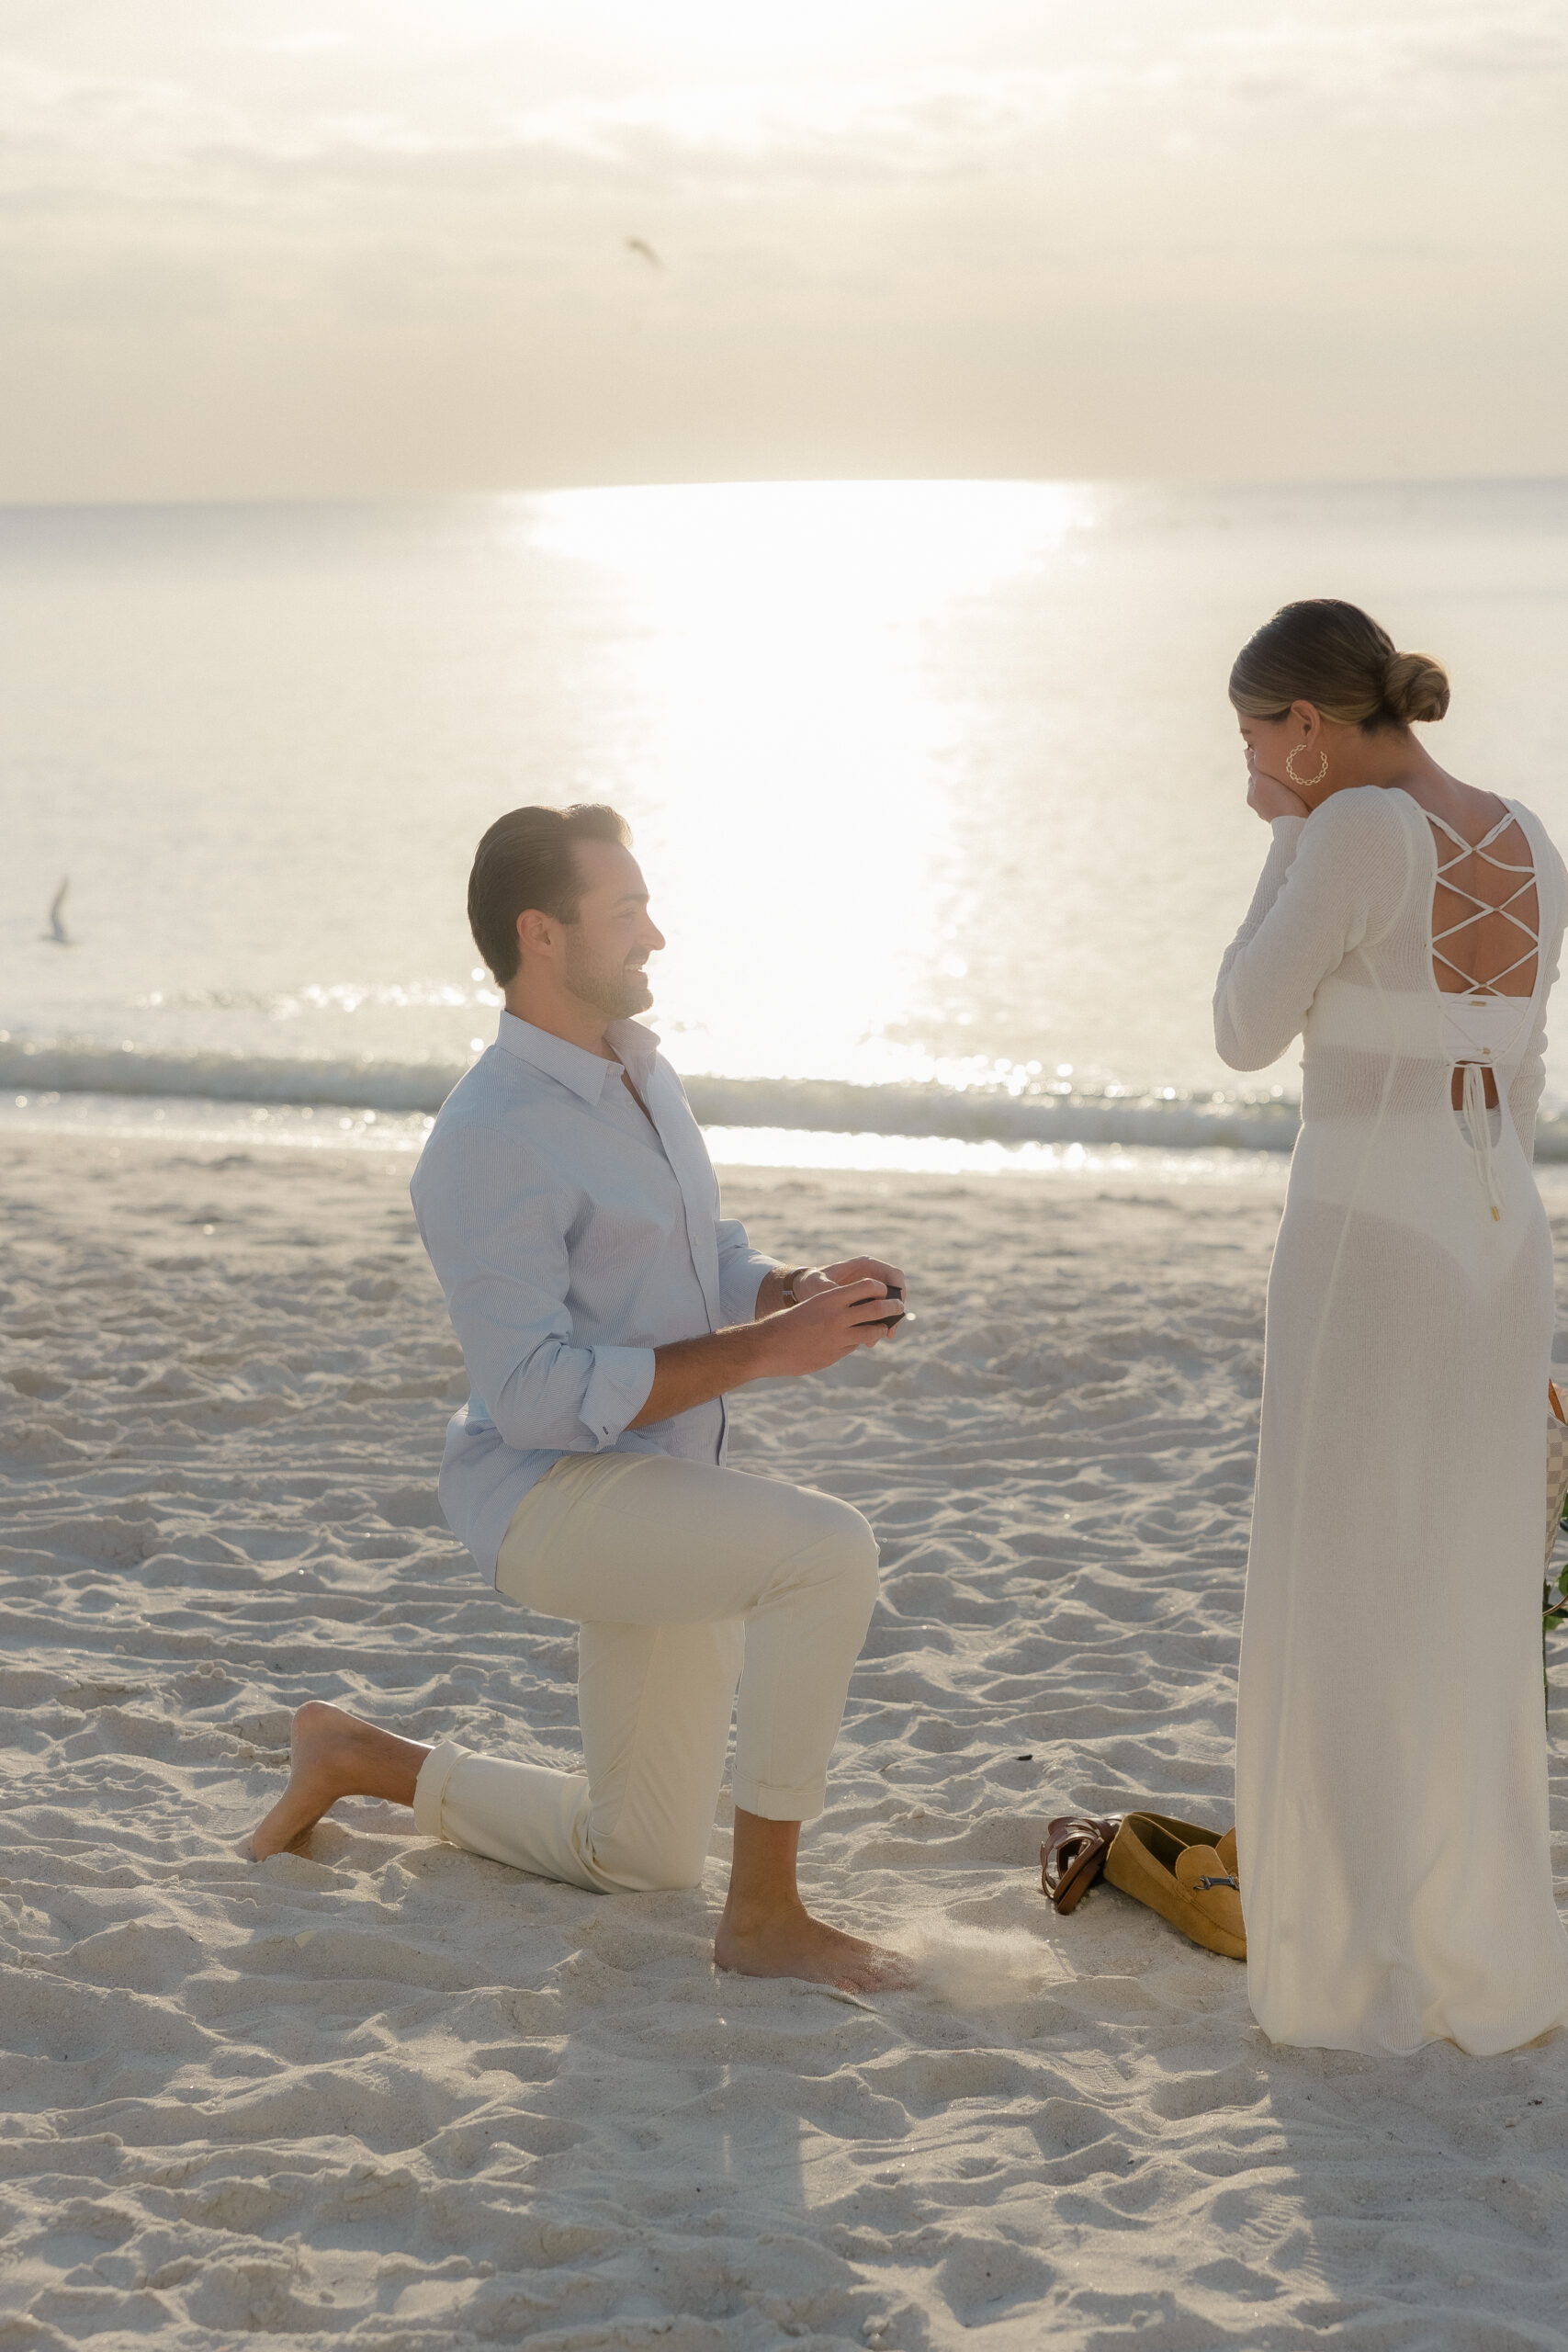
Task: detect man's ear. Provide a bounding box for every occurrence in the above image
[516,907,557,961]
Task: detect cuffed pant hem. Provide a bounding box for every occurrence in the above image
[412,1739,468,1841]
[730,1774,828,1823]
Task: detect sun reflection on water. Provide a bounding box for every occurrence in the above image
[519,481,1101,1085]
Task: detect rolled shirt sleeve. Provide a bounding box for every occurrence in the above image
[415,1123,656,1453]
[578,1344,659,1446]
[716,1216,779,1327]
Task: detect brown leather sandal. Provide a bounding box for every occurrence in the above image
[1040,1814,1123,1914]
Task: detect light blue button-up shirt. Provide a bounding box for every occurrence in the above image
[410,1011,779,1580]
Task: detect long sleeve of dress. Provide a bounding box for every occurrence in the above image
[1213,793,1412,1072]
[1507,994,1549,1164]
[1508,833,1566,1162]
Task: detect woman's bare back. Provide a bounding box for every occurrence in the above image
[1395,772,1539,999]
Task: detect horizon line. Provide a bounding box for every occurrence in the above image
[2,469,1567,519]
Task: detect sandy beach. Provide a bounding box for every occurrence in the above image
[6,1127,1568,2350]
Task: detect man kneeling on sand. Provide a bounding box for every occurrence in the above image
[252,804,911,1991]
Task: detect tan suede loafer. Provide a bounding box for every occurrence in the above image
[1102,1811,1247,1961]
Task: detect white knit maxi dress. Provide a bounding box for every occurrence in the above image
[1215,783,1568,2054]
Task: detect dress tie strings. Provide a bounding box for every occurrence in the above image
[1460,1060,1506,1223]
[1428,809,1540,1226]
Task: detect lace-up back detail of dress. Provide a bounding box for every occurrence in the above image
[1429,805,1540,1217]
[1429,807,1539,1038]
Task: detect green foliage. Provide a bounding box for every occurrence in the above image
[1544,1561,1568,1708]
[1544,1489,1568,1706]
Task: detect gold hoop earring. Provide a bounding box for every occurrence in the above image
[1285,743,1328,790]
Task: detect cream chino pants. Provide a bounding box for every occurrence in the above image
[412,1452,880,1894]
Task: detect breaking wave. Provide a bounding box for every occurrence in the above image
[6,1035,1568,1159]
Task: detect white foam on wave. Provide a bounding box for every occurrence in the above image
[0,1091,434,1153]
[0,1091,1297,1185]
[0,1034,1302,1141]
[7,1035,1568,1168]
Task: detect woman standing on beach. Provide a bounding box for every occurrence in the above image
[1215,598,1568,2054]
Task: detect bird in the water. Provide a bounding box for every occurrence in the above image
[626,237,664,270]
[44,876,70,944]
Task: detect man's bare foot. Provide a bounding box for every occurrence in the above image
[715,1898,915,1992]
[247,1702,428,1860]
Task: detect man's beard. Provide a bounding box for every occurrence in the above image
[563,933,653,1022]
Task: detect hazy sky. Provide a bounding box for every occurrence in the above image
[3,0,1564,498]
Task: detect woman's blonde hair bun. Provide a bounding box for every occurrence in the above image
[1230,598,1450,730]
[1381,649,1450,727]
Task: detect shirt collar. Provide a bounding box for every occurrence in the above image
[495,1010,660,1103]
[605,1018,660,1080]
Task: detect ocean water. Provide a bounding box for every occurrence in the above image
[6,478,1568,1164]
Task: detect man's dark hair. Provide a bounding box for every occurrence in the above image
[468,803,631,985]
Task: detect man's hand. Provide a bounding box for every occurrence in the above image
[626,1277,898,1428]
[758,1256,908,1320]
[750,1281,900,1378]
[795,1255,905,1304]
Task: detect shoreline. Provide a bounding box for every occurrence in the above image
[13,1061,1568,1180]
[17,1088,1568,1206]
[0,1085,1297,1188]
